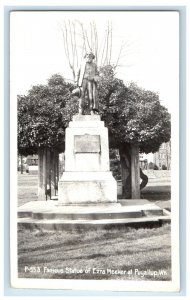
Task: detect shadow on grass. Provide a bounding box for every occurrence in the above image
[18,225,170,256]
[18,224,171,281]
[18,243,170,266]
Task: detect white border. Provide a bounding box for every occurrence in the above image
[2,0,187,296]
[10,8,180,293]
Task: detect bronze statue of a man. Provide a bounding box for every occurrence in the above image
[75,52,99,115]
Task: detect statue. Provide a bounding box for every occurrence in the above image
[74,52,100,115]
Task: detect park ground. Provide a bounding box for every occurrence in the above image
[18,170,171,209]
[17,171,171,281]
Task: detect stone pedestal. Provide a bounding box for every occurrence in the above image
[58,114,117,204]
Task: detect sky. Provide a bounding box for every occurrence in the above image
[10,11,179,114]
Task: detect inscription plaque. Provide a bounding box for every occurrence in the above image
[74,134,100,153]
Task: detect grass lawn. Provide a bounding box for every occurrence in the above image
[18,174,38,206]
[17,172,171,281]
[18,224,171,281]
[17,173,171,207]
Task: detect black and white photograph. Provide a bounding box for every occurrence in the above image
[10,10,180,291]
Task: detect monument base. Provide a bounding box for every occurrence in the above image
[18,200,170,230]
[58,171,117,204]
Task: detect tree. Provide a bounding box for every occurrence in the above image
[17,74,76,200]
[18,69,171,199]
[98,66,170,151]
[18,74,75,156]
[98,65,171,197]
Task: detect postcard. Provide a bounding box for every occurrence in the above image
[10,10,180,292]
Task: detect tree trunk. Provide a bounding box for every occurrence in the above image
[119,144,140,199]
[50,149,59,197]
[38,148,60,201]
[46,149,51,200]
[131,145,140,198]
[119,144,131,198]
[38,148,46,201]
[20,155,23,174]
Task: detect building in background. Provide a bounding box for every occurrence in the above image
[17,155,27,172]
[26,155,38,166]
[26,155,38,174]
[18,155,38,174]
[139,154,148,170]
[153,141,171,170]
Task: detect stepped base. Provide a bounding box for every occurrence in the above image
[18,216,170,230]
[58,172,117,204]
[18,199,170,230]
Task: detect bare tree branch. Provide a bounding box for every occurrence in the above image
[72,22,78,68]
[93,22,98,64]
[68,21,75,69]
[80,22,87,53]
[115,42,125,69]
[60,20,131,80]
[90,22,93,53]
[109,22,112,65]
[63,21,75,79]
[100,30,107,66]
[84,28,92,52]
